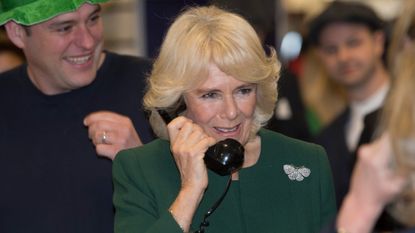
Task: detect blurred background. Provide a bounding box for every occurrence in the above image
[0,0,405,138]
[102,0,402,58]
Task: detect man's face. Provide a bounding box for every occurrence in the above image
[317,22,384,91]
[19,3,104,95]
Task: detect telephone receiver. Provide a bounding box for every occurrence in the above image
[157,108,244,176]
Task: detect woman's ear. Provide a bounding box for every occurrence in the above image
[4,21,27,49]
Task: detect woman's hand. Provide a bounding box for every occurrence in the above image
[167,116,216,232]
[168,116,216,191]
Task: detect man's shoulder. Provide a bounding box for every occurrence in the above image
[97,52,152,86]
[0,65,26,87]
[104,51,152,71]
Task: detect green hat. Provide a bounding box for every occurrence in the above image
[0,0,110,26]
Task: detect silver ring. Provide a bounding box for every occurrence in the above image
[102,131,108,144]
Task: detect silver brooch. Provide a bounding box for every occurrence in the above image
[283,164,311,181]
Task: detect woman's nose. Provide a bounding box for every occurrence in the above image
[220,96,238,120]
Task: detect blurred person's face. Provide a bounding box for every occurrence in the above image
[184,64,257,146]
[7,3,104,95]
[317,22,384,92]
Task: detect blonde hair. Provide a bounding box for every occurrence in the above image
[383,47,415,226]
[299,48,347,128]
[143,6,280,139]
[381,0,415,225]
[387,0,415,71]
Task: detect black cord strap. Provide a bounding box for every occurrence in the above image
[195,175,233,233]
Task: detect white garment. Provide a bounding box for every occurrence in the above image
[346,84,389,151]
[275,97,292,120]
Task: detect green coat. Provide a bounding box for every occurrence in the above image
[113,129,336,233]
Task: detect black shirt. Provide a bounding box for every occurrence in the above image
[0,52,154,233]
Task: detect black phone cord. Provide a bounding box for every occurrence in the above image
[195,174,233,233]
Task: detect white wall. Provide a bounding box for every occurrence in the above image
[102,0,146,56]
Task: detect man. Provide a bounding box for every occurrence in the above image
[0,1,154,232]
[309,1,390,210]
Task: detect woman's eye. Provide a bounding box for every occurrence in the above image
[237,85,256,96]
[201,92,218,99]
[239,87,253,95]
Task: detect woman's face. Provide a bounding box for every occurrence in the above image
[184,64,257,145]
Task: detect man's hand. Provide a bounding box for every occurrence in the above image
[84,111,143,160]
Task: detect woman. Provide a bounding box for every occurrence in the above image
[113,6,336,233]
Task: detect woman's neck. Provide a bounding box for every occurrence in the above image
[232,136,261,180]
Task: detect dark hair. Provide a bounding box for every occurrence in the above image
[308,1,384,46]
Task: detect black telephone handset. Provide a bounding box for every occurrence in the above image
[157,109,244,176]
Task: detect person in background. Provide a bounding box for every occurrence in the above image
[298,40,348,136]
[0,0,154,232]
[322,134,410,233]
[309,1,390,211]
[323,1,415,232]
[113,5,335,233]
